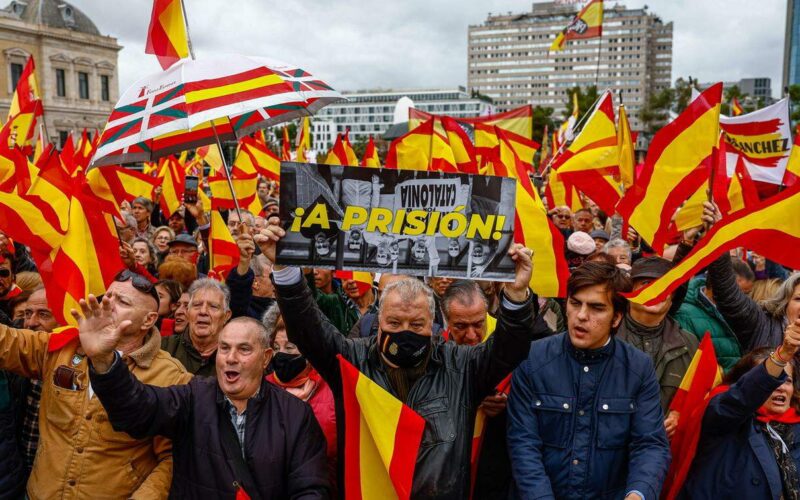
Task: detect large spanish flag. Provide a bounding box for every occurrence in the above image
[617,83,722,252]
[551,91,622,214]
[385,118,458,172]
[626,183,800,307]
[497,128,569,297]
[661,333,722,499]
[338,355,425,500]
[550,0,604,51]
[145,0,190,70]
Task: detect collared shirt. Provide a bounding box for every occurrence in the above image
[20,379,42,472]
[224,397,247,457]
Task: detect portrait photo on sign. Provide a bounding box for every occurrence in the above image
[277,163,518,281]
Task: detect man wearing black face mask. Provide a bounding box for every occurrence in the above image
[256,216,538,499]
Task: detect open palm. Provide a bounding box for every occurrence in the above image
[73,293,129,360]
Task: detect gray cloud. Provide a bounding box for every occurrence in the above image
[75,0,786,98]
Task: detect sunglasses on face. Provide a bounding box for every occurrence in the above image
[114,270,160,307]
[0,269,10,278]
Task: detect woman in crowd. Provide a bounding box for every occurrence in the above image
[151,226,175,262]
[751,278,783,306]
[131,237,159,277]
[262,304,337,488]
[682,331,800,499]
[154,279,183,335]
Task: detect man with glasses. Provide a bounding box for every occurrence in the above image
[162,278,231,377]
[0,270,191,498]
[226,209,256,238]
[166,233,200,263]
[549,206,574,238]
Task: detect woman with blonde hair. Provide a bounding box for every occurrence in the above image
[751,278,783,305]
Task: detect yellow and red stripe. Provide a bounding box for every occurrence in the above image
[339,355,425,500]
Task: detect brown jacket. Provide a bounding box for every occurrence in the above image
[0,323,191,499]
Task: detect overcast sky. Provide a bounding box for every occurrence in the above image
[74,0,788,98]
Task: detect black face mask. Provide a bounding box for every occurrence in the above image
[271,352,308,383]
[380,330,431,368]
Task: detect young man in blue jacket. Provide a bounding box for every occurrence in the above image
[507,262,671,500]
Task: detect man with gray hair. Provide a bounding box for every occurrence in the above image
[162,278,232,377]
[604,237,633,266]
[115,212,137,244]
[83,308,331,498]
[256,216,538,498]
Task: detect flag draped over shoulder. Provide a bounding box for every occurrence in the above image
[338,355,425,500]
[208,210,240,280]
[145,0,190,70]
[549,0,604,51]
[625,184,800,306]
[661,333,722,499]
[362,136,381,168]
[617,83,723,252]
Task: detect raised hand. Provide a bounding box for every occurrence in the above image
[72,293,131,373]
[254,215,285,265]
[119,241,136,270]
[505,243,533,303]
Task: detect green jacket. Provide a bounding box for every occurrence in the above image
[673,277,742,371]
[307,273,356,335]
[161,332,217,378]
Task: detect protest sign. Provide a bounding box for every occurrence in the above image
[277,162,518,280]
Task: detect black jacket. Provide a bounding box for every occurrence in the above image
[0,370,24,500]
[275,276,537,499]
[90,358,330,499]
[707,254,785,352]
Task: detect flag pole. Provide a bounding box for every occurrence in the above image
[210,121,242,220]
[541,91,604,178]
[179,0,196,60]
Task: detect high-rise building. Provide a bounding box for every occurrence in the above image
[784,0,800,90]
[313,87,490,149]
[0,0,121,146]
[467,2,673,130]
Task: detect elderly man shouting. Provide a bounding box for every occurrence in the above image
[83,300,330,498]
[256,216,538,498]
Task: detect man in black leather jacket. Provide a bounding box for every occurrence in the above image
[257,216,538,499]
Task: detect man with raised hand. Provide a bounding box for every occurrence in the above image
[255,215,538,498]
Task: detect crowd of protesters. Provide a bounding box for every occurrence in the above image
[0,180,799,500]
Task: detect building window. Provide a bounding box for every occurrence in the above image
[101,75,110,101]
[78,72,89,99]
[59,131,69,148]
[10,62,23,90]
[56,68,66,97]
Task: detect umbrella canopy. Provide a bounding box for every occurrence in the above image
[91,54,343,167]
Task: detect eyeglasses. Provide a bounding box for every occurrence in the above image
[0,268,11,278]
[555,214,571,220]
[114,270,160,307]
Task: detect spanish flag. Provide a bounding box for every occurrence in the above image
[209,210,240,281]
[240,133,280,183]
[334,270,373,296]
[617,83,722,252]
[783,132,800,187]
[550,0,604,51]
[6,56,42,155]
[618,103,635,189]
[626,183,800,307]
[661,333,722,499]
[497,128,569,297]
[362,136,381,168]
[145,0,190,70]
[550,91,622,214]
[385,118,458,172]
[338,355,425,500]
[158,155,185,217]
[195,144,223,175]
[731,97,744,117]
[296,117,311,162]
[325,132,359,166]
[281,126,291,161]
